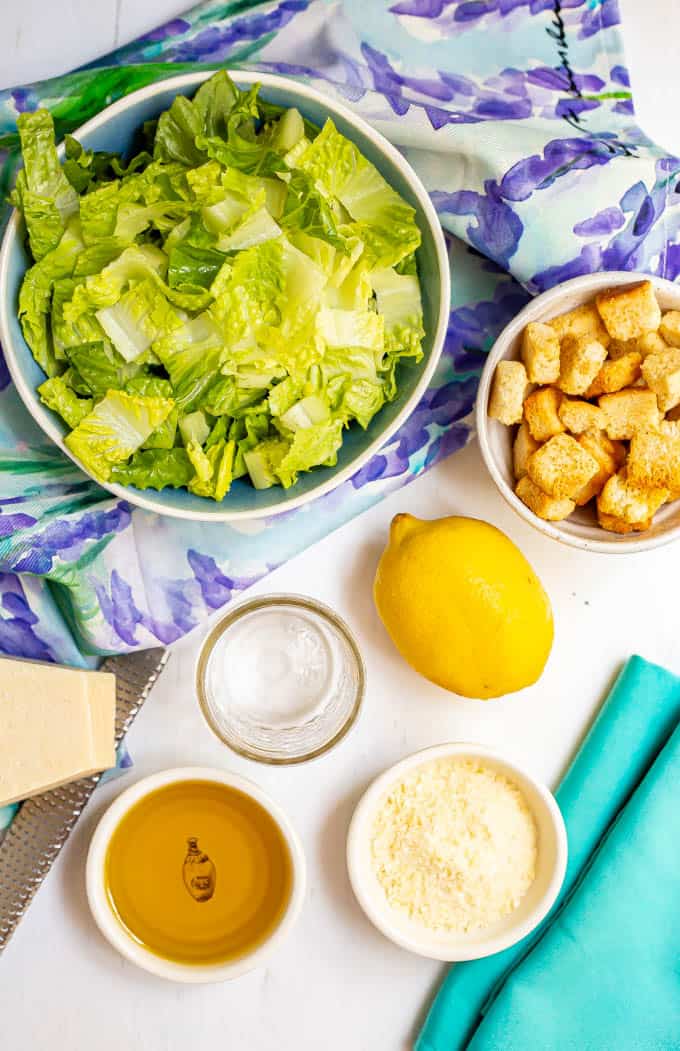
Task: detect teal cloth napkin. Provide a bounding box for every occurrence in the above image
[417,655,680,1051]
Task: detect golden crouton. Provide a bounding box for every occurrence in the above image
[598,387,660,440]
[627,427,680,493]
[488,360,528,425]
[558,334,608,396]
[515,476,575,522]
[597,468,668,526]
[523,386,564,442]
[513,421,541,480]
[637,331,669,358]
[659,310,680,348]
[585,351,642,398]
[574,430,625,505]
[527,433,599,500]
[641,348,680,412]
[608,338,640,360]
[548,303,610,345]
[598,510,653,535]
[660,419,680,438]
[595,281,661,341]
[558,397,604,435]
[578,429,626,470]
[521,322,561,384]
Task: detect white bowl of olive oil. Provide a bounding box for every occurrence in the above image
[86,767,306,982]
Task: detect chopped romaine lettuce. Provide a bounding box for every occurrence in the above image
[12,72,424,500]
[111,448,194,490]
[296,119,420,267]
[11,110,79,260]
[38,376,93,428]
[64,391,175,480]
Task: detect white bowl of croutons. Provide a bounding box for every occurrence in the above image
[476,273,680,553]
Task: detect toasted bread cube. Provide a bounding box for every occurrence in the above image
[515,476,575,522]
[640,348,680,412]
[523,386,564,442]
[527,432,599,500]
[660,419,680,438]
[521,322,561,384]
[558,397,604,435]
[627,427,680,492]
[513,421,541,480]
[665,403,680,421]
[578,429,627,470]
[598,388,660,440]
[637,331,669,358]
[488,360,528,425]
[598,510,653,534]
[608,338,640,360]
[659,311,680,348]
[597,468,668,526]
[585,351,642,398]
[548,304,610,345]
[558,334,608,396]
[574,430,625,505]
[595,281,661,341]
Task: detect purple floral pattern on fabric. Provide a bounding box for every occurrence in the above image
[388,0,617,41]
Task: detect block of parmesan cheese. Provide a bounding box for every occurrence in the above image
[0,657,116,807]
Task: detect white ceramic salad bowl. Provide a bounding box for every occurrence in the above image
[0,71,449,522]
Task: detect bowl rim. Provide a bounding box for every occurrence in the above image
[475,271,680,554]
[0,69,450,523]
[86,765,307,983]
[195,592,366,765]
[346,741,567,962]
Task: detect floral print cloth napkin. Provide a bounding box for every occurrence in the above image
[0,2,677,822]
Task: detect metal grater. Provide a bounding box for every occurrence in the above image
[0,647,169,952]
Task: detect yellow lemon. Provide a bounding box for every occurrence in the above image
[374,514,553,699]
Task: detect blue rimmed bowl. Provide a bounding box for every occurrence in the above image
[0,71,449,522]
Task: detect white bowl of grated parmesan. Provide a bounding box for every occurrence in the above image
[346,743,567,961]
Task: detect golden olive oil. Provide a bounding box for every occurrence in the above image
[104,780,292,965]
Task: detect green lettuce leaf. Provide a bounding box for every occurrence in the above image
[65,245,167,321]
[167,241,226,292]
[340,378,385,429]
[94,278,183,362]
[111,448,194,490]
[65,390,175,480]
[279,170,345,249]
[153,71,239,166]
[66,341,147,396]
[18,218,85,377]
[243,437,290,489]
[216,207,281,252]
[153,314,225,412]
[62,134,152,194]
[200,376,263,417]
[125,374,178,449]
[11,110,78,261]
[370,266,424,358]
[297,120,420,267]
[275,420,344,488]
[187,439,235,500]
[315,307,384,351]
[38,376,93,428]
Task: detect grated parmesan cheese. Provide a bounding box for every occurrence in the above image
[370,757,537,933]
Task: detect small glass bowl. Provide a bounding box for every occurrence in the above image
[196,594,365,764]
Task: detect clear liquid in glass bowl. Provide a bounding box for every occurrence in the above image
[196,595,365,764]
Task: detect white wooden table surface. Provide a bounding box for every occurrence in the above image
[1,3,679,1049]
